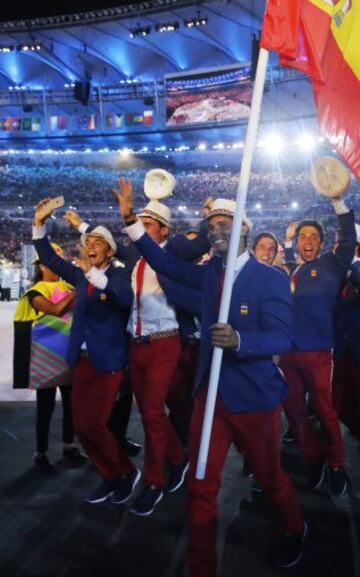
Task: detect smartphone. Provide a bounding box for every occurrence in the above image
[46,196,65,211]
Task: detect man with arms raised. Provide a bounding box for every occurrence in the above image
[113,185,306,575]
[32,198,140,505]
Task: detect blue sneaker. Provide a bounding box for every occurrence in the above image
[85,479,118,504]
[167,458,189,493]
[275,521,308,568]
[130,484,164,516]
[110,468,142,504]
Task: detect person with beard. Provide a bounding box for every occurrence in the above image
[113,188,306,575]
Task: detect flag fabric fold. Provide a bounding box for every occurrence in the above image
[260,0,360,179]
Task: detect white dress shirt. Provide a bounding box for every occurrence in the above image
[125,232,178,337]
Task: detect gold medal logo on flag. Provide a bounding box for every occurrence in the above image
[100,293,107,301]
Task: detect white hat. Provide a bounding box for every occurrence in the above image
[355,223,360,244]
[81,225,117,253]
[310,156,350,198]
[206,198,253,231]
[138,200,171,227]
[144,168,176,200]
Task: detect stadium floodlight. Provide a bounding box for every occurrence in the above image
[263,133,284,155]
[155,22,179,33]
[198,143,207,150]
[184,16,208,28]
[255,203,262,210]
[129,25,152,38]
[297,132,315,152]
[291,201,299,209]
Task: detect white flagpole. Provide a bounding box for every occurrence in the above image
[196,47,270,479]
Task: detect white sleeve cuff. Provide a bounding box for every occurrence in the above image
[234,331,241,352]
[124,220,145,241]
[332,199,349,215]
[285,241,293,249]
[32,225,46,239]
[78,222,89,233]
[85,267,108,289]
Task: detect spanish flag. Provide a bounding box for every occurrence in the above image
[260,0,360,179]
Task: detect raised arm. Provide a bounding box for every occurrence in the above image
[332,198,356,269]
[33,199,83,286]
[112,176,204,289]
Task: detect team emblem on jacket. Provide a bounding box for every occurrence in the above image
[100,293,107,301]
[240,304,248,315]
[310,269,318,278]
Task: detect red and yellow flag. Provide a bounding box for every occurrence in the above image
[260,0,360,179]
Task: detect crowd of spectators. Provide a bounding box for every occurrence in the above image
[0,157,359,264]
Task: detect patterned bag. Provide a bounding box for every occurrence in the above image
[29,311,73,389]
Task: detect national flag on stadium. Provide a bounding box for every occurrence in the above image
[78,114,97,130]
[3,117,21,131]
[31,117,41,131]
[49,115,68,130]
[260,0,360,178]
[105,112,122,128]
[144,110,153,125]
[105,112,114,128]
[125,113,134,126]
[22,117,41,131]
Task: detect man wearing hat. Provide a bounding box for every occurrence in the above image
[32,198,141,505]
[111,180,191,517]
[114,189,306,574]
[280,193,356,497]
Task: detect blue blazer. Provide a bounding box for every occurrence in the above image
[88,222,209,340]
[33,236,133,373]
[334,260,360,363]
[290,211,356,351]
[133,232,293,413]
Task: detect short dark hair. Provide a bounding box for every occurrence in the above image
[295,220,324,243]
[252,232,278,254]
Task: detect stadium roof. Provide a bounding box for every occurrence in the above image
[0,1,317,147]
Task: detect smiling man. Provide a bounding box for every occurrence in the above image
[252,232,279,266]
[114,188,307,574]
[280,196,356,497]
[32,198,141,506]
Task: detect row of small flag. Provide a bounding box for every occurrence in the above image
[0,110,154,132]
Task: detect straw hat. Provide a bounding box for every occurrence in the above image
[144,168,176,200]
[81,225,117,253]
[138,200,171,227]
[310,156,350,198]
[206,198,253,231]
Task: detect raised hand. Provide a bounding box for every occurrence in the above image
[112,176,136,223]
[285,221,299,242]
[202,196,215,218]
[34,198,55,226]
[64,210,83,229]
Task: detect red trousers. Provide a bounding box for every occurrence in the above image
[280,350,343,468]
[130,336,184,486]
[332,353,360,438]
[187,386,303,577]
[167,341,199,446]
[72,356,134,480]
